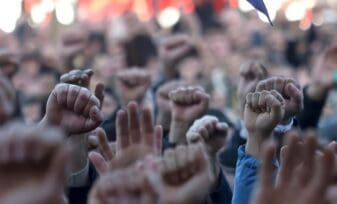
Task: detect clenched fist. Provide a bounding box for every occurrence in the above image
[116,68,151,106]
[148,144,214,204]
[0,123,68,204]
[156,80,187,129]
[41,83,103,134]
[256,77,302,123]
[187,115,228,157]
[244,90,285,136]
[169,86,209,143]
[244,90,285,159]
[169,86,209,122]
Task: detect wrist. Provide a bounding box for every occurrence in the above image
[245,132,271,160]
[66,133,88,173]
[169,119,191,144]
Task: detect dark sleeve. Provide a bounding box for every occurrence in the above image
[296,86,327,129]
[101,109,119,141]
[67,163,98,204]
[219,129,246,169]
[206,170,232,204]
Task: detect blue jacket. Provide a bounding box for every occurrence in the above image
[231,146,261,204]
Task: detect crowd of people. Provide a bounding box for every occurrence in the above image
[0,1,337,203]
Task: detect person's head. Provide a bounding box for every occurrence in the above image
[20,52,41,77]
[0,48,19,79]
[176,47,203,84]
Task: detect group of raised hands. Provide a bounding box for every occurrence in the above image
[0,36,337,204]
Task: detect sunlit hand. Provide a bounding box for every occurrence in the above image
[169,86,209,143]
[256,77,302,123]
[41,83,103,134]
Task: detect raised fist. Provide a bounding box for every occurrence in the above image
[116,68,151,106]
[187,115,228,157]
[0,75,15,125]
[0,123,68,204]
[237,61,268,116]
[147,143,214,204]
[41,83,103,134]
[169,86,209,123]
[60,69,93,88]
[88,168,157,204]
[156,80,187,129]
[159,34,193,79]
[244,90,285,136]
[256,77,302,123]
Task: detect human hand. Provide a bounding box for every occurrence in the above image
[169,86,209,144]
[116,68,151,107]
[0,74,15,125]
[156,80,187,129]
[159,34,193,79]
[237,61,268,117]
[88,167,157,204]
[41,83,103,134]
[60,69,94,88]
[60,69,105,108]
[147,143,214,204]
[256,77,302,124]
[252,132,335,204]
[244,90,285,159]
[0,123,68,204]
[308,44,337,101]
[89,102,162,175]
[187,115,228,157]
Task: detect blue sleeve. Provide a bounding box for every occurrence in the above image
[231,145,261,204]
[207,169,232,204]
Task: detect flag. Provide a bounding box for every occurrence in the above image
[247,0,273,25]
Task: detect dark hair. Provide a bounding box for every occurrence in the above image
[124,34,158,68]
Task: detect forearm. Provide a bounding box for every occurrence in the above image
[245,132,270,160]
[66,133,88,173]
[169,120,191,144]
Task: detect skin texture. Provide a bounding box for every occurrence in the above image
[89,101,162,175]
[0,123,68,204]
[156,80,188,130]
[89,144,212,204]
[41,83,103,135]
[115,68,151,107]
[256,76,302,124]
[252,132,335,204]
[237,61,268,117]
[169,86,209,144]
[244,90,285,159]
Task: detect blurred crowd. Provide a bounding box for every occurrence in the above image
[1,0,337,204]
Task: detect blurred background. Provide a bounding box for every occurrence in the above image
[1,0,337,132]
